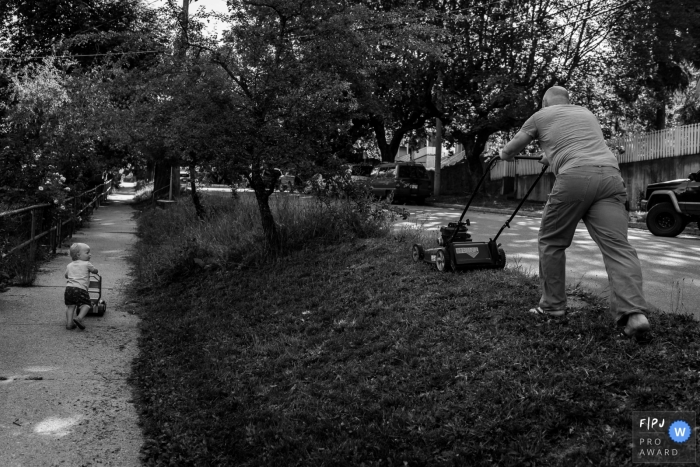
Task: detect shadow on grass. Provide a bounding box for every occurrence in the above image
[128,221,700,466]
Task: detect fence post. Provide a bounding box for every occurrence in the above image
[29,209,37,262]
[71,197,77,239]
[49,209,55,254]
[56,220,61,252]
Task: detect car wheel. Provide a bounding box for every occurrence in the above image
[411,244,424,262]
[436,249,451,272]
[646,202,687,237]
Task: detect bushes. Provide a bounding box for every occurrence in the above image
[132,192,402,287]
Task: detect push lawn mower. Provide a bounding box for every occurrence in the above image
[412,155,548,272]
[86,273,107,316]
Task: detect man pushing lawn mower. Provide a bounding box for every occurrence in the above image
[495,86,653,345]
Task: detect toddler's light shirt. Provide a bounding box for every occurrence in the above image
[65,260,96,291]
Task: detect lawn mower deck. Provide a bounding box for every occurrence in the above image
[412,223,505,272]
[412,155,547,272]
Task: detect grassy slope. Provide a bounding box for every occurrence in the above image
[129,223,700,466]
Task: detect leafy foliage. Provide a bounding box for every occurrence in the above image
[606,0,700,130]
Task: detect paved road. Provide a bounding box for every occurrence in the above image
[0,185,141,466]
[395,204,700,318]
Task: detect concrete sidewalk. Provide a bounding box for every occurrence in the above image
[0,184,142,466]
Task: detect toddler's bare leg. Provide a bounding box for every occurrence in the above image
[66,306,77,329]
[73,304,90,330]
[77,304,91,320]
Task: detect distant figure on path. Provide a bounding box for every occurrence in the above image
[495,86,653,344]
[64,243,99,330]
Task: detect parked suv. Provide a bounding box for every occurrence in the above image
[369,162,432,204]
[641,169,700,237]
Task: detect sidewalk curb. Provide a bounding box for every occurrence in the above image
[425,202,542,219]
[425,202,700,235]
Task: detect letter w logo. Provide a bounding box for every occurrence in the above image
[674,427,687,437]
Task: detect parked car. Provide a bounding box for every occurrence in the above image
[369,162,432,204]
[278,171,304,192]
[179,168,191,184]
[348,164,374,183]
[641,169,700,236]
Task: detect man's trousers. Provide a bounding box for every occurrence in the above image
[538,166,648,324]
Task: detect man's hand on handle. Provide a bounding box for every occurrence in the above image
[483,149,500,165]
[485,148,550,166]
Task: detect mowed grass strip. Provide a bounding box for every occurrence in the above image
[129,196,700,467]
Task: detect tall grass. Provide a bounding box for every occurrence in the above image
[133,192,400,286]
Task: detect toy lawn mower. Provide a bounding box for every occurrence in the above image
[412,155,548,272]
[86,273,107,316]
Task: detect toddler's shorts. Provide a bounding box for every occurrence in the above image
[65,287,91,308]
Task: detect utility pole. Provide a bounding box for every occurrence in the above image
[170,0,190,198]
[433,70,444,198]
[180,0,189,56]
[434,118,443,197]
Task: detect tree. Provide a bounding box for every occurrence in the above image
[131,56,240,219]
[605,0,700,130]
[177,0,367,251]
[342,4,445,162]
[422,0,625,185]
[0,0,170,207]
[0,0,164,69]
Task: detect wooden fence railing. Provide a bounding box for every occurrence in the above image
[0,181,113,261]
[610,122,700,163]
[490,122,700,180]
[490,157,550,180]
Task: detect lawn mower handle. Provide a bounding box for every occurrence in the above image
[491,163,548,243]
[449,154,545,243]
[514,156,544,160]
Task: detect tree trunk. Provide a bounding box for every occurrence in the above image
[189,163,205,220]
[655,89,667,130]
[153,162,180,199]
[250,170,280,254]
[371,114,427,163]
[370,115,394,162]
[453,130,491,194]
[153,162,170,198]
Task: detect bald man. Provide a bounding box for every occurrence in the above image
[497,86,653,344]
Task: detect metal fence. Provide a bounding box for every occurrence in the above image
[0,181,113,261]
[490,122,700,180]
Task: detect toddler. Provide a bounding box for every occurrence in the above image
[64,243,98,330]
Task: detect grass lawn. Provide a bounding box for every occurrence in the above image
[128,194,700,466]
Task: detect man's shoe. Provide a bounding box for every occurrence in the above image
[528,306,566,317]
[619,328,654,345]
